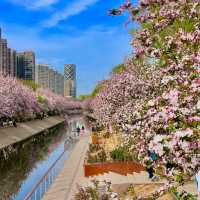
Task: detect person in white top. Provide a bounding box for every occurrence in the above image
[195,169,200,200]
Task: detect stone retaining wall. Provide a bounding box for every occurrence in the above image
[0,116,65,150]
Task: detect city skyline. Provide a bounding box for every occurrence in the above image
[0,0,133,95]
[0,27,73,74]
[0,27,76,97]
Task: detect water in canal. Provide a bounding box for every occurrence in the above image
[0,116,87,200]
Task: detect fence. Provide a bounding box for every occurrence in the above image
[24,137,76,200]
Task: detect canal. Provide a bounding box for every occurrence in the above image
[0,116,87,200]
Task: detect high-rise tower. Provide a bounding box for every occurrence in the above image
[17,51,35,81]
[35,64,50,89]
[0,28,17,76]
[0,28,2,72]
[64,64,76,98]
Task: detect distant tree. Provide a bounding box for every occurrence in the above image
[20,80,40,91]
[111,64,125,74]
[90,64,125,98]
[79,95,91,100]
[91,80,107,97]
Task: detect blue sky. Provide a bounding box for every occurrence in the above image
[0,0,137,95]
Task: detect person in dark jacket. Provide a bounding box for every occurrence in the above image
[148,150,158,162]
[146,165,155,179]
[76,127,80,136]
[146,150,158,181]
[0,118,3,127]
[13,118,17,127]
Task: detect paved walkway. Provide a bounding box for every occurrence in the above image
[42,135,90,200]
[0,116,65,150]
[179,181,197,196]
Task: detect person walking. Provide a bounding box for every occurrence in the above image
[82,126,85,131]
[13,118,17,127]
[0,118,3,128]
[146,150,158,181]
[148,150,158,162]
[81,126,85,135]
[146,164,155,179]
[76,126,80,137]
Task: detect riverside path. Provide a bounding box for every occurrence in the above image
[42,134,90,200]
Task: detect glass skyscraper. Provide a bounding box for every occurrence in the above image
[16,51,35,81]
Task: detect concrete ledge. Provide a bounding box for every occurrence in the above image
[0,116,65,150]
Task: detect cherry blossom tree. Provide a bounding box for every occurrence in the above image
[0,75,83,122]
[0,75,40,120]
[36,88,82,114]
[91,0,200,194]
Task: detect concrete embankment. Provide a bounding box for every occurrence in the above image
[0,116,65,150]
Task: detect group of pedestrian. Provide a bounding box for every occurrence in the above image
[35,112,47,120]
[0,117,17,128]
[76,125,85,136]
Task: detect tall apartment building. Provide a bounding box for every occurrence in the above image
[1,39,8,75]
[0,28,2,73]
[10,49,17,77]
[48,68,56,93]
[35,64,64,96]
[16,52,24,79]
[0,28,17,76]
[64,64,76,98]
[7,48,11,75]
[55,72,64,96]
[17,51,35,81]
[35,64,49,88]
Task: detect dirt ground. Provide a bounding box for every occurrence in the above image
[112,183,176,200]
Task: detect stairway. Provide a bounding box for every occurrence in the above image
[84,161,145,177]
[78,171,166,187]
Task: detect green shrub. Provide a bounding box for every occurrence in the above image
[87,144,107,164]
[110,147,132,161]
[37,95,45,103]
[88,144,102,153]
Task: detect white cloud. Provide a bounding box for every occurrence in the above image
[42,0,99,27]
[5,0,59,10]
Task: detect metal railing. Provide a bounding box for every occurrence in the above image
[24,137,76,200]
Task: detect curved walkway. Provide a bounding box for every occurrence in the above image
[42,135,90,200]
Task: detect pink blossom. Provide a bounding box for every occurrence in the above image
[188,116,200,123]
[162,89,180,106]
